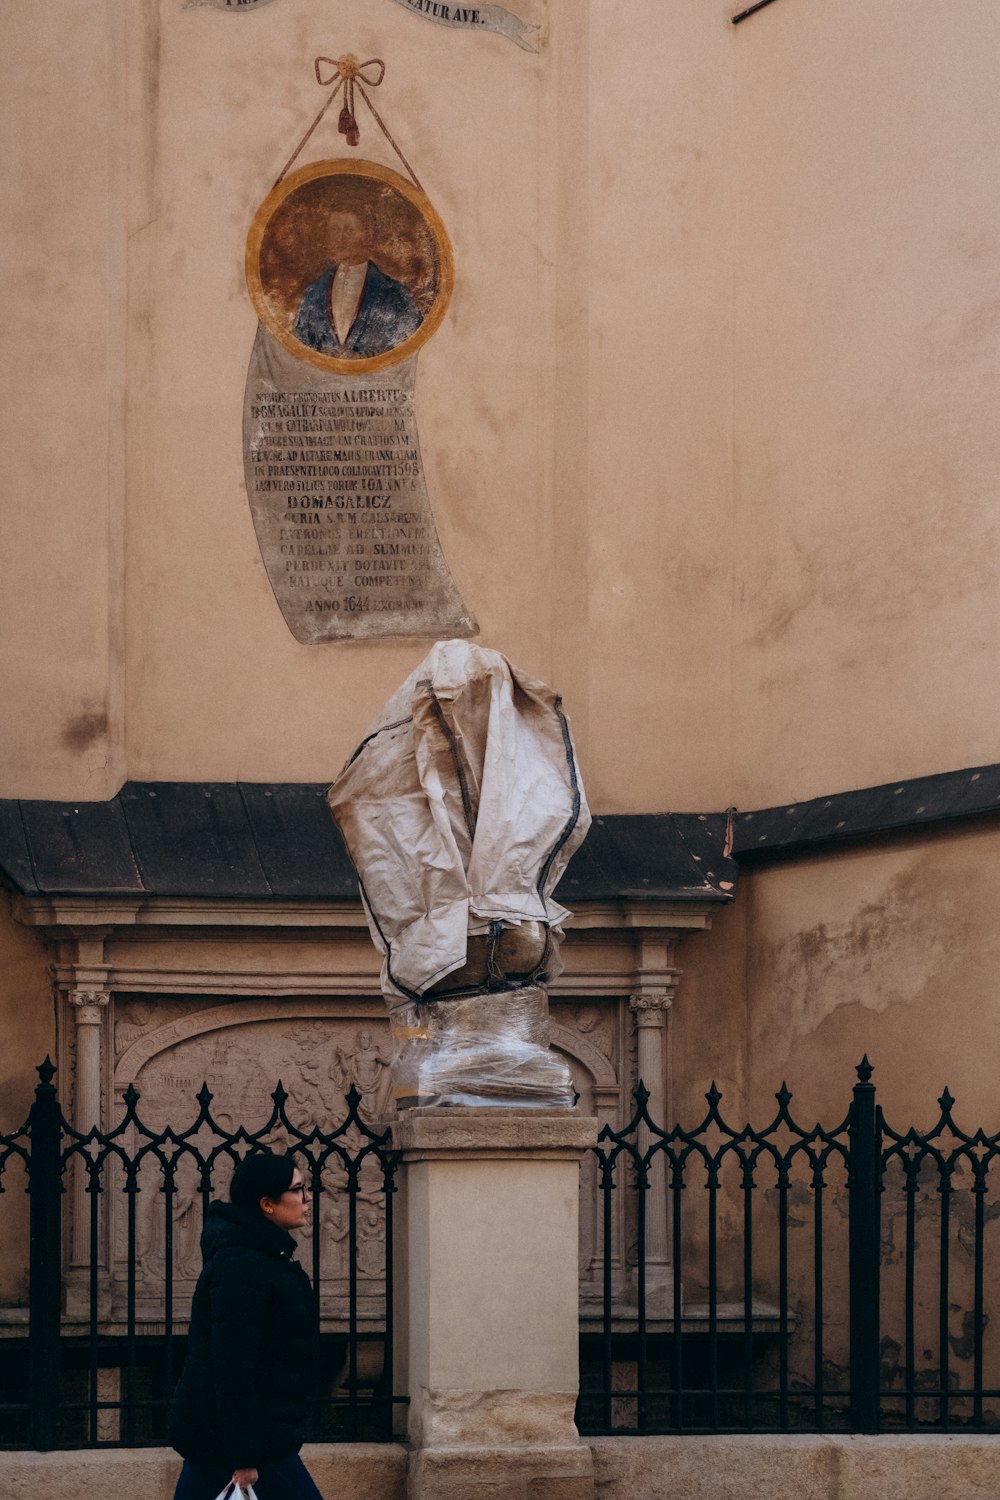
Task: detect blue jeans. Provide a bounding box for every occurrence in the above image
[173,1455,324,1500]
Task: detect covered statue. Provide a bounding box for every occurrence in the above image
[327,640,590,1109]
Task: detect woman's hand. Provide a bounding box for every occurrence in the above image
[232,1468,259,1493]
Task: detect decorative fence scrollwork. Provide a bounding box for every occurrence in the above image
[578,1060,1000,1436]
[4,1056,1000,1449]
[1,1060,400,1451]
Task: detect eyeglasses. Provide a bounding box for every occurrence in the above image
[283,1183,311,1199]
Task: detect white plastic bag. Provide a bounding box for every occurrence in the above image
[213,1486,259,1500]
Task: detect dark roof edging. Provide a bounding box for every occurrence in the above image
[731,761,1000,862]
[2,760,998,902]
[0,785,734,904]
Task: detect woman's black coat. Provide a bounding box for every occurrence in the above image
[169,1201,317,1471]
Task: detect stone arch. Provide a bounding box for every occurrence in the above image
[548,1022,617,1090]
[548,1021,619,1282]
[114,997,344,1088]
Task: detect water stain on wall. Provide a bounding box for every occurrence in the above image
[60,708,109,753]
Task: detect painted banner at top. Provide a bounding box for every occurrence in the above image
[389,0,539,50]
[187,0,540,52]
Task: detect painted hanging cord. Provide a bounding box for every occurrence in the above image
[275,55,422,193]
[354,84,424,193]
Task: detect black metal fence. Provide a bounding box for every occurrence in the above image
[6,1056,1000,1451]
[0,1060,400,1451]
[577,1060,1000,1436]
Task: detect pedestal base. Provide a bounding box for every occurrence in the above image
[408,1442,595,1500]
[393,1108,598,1500]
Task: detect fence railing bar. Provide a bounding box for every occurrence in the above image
[708,1171,719,1430]
[670,1168,683,1432]
[88,1178,100,1445]
[938,1173,951,1431]
[163,1173,176,1443]
[601,1152,614,1434]
[778,1173,789,1431]
[27,1058,62,1452]
[125,1181,138,1446]
[742,1165,753,1430]
[904,1176,916,1430]
[308,1156,323,1440]
[348,1168,359,1438]
[812,1179,824,1432]
[636,1155,648,1432]
[848,1063,881,1434]
[974,1178,985,1428]
[377,1163,396,1434]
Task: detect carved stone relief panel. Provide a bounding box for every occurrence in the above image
[550,998,625,1303]
[65,994,640,1324]
[101,999,391,1324]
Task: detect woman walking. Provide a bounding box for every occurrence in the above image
[169,1152,323,1500]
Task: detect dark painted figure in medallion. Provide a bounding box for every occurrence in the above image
[293,205,423,358]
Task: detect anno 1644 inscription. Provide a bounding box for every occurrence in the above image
[243,154,476,644]
[244,331,476,643]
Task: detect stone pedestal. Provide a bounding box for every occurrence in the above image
[393,1108,599,1500]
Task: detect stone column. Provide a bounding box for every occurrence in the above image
[629,985,675,1298]
[394,1108,598,1500]
[68,988,110,1267]
[70,987,110,1128]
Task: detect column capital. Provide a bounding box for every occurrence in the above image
[629,988,673,1024]
[68,988,111,1025]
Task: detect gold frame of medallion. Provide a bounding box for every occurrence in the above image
[245,157,455,376]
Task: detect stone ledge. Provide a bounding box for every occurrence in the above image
[409,1441,594,1500]
[6,1444,406,1500]
[9,1435,1000,1500]
[590,1433,1000,1500]
[392,1107,599,1158]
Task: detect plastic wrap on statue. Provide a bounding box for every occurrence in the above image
[386,988,573,1110]
[327,641,590,1109]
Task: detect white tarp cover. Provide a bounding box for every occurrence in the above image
[327,641,591,1003]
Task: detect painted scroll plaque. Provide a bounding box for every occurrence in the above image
[189,0,541,52]
[244,158,476,642]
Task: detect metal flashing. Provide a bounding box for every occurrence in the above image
[2,762,998,901]
[732,763,1000,861]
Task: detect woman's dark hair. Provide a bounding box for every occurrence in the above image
[230,1151,295,1210]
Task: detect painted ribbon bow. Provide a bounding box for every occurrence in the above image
[314,55,386,148]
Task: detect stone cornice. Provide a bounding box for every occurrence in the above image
[14,893,718,932]
[15,893,716,1001]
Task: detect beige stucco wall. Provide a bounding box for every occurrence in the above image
[672,821,1000,1160]
[675,821,1000,1127]
[0,0,126,800]
[576,0,735,808]
[0,894,53,1301]
[6,0,995,812]
[0,894,54,1131]
[115,0,736,808]
[729,0,1000,806]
